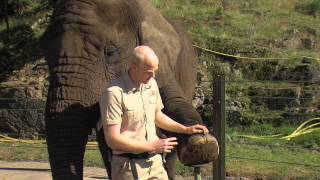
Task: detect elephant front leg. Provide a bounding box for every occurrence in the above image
[158,75,203,135]
[158,77,200,180]
[158,75,219,178]
[46,113,90,180]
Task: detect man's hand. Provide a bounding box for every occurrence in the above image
[185,124,209,135]
[150,137,178,153]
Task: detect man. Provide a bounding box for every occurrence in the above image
[100,45,208,179]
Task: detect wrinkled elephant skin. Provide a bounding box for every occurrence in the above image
[40,0,218,179]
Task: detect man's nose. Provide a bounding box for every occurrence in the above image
[150,71,155,78]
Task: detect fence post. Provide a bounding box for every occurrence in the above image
[212,75,226,180]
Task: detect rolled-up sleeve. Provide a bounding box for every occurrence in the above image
[100,88,123,126]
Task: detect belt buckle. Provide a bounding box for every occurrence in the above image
[145,155,152,163]
[145,153,156,164]
[145,158,153,166]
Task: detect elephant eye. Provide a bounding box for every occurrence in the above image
[105,43,119,58]
[104,42,130,64]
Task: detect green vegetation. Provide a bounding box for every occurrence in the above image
[227,124,320,148]
[0,0,51,32]
[226,142,320,179]
[310,0,320,15]
[152,0,320,131]
[0,143,103,167]
[0,0,51,81]
[0,143,48,161]
[224,124,320,178]
[153,1,320,177]
[1,135,320,178]
[297,0,320,16]
[154,0,320,59]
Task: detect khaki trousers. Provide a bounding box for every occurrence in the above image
[111,154,168,180]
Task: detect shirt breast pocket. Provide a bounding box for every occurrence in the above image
[148,89,157,105]
[148,96,156,104]
[148,96,157,112]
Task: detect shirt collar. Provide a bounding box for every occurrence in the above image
[122,72,151,94]
[123,72,137,93]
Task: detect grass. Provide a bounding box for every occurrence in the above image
[193,131,320,179]
[0,142,193,176]
[1,126,320,179]
[83,148,104,167]
[152,0,320,60]
[227,124,320,149]
[226,142,320,179]
[0,143,104,167]
[0,143,48,161]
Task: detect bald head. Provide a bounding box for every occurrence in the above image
[128,46,159,86]
[130,45,159,67]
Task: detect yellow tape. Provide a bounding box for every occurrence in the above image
[237,117,320,141]
[0,134,98,147]
[1,118,319,144]
[193,44,320,62]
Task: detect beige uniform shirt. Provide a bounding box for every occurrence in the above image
[99,72,164,154]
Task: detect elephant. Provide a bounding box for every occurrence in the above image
[40,0,218,179]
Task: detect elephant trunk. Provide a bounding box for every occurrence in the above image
[44,55,106,179]
[39,0,145,179]
[46,60,104,110]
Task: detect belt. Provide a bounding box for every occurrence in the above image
[113,153,157,180]
[114,152,157,159]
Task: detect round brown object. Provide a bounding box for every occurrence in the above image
[177,133,219,166]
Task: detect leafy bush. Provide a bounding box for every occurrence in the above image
[0,0,49,19]
[1,0,32,17]
[309,0,320,15]
[295,0,320,16]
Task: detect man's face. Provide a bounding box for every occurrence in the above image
[134,62,158,84]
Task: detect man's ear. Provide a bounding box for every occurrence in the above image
[132,63,138,71]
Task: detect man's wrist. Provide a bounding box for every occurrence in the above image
[147,142,156,154]
[183,126,190,134]
[148,146,157,154]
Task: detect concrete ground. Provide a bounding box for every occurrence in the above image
[0,160,107,180]
[0,161,193,180]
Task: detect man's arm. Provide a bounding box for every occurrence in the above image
[155,111,209,135]
[104,124,178,154]
[104,124,152,153]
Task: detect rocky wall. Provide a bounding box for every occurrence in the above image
[0,85,46,137]
[0,59,48,137]
[196,55,320,127]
